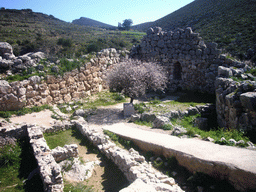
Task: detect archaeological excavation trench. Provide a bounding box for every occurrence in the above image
[1,106,252,192]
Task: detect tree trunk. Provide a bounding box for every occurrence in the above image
[130,97,134,103]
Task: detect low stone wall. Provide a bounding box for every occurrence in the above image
[215,66,256,131]
[0,48,128,111]
[73,117,184,191]
[26,125,64,192]
[130,26,252,93]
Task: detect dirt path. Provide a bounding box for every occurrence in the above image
[10,109,54,128]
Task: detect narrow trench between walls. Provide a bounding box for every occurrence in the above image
[19,136,44,192]
[104,130,240,192]
[43,126,130,192]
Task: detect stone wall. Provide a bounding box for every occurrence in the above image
[215,66,256,132]
[26,124,64,192]
[0,48,128,111]
[130,26,251,93]
[73,117,184,192]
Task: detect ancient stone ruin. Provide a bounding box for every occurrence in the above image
[0,43,128,111]
[0,25,256,191]
[130,26,256,132]
[130,27,252,94]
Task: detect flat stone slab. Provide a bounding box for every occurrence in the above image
[103,123,256,191]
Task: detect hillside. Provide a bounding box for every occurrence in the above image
[133,0,256,61]
[72,17,115,29]
[0,8,145,57]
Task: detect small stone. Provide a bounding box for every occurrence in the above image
[130,114,140,122]
[228,139,237,145]
[193,134,201,138]
[205,137,214,142]
[51,65,59,73]
[172,126,187,136]
[247,141,255,147]
[236,140,245,145]
[66,106,72,112]
[73,109,85,117]
[220,137,226,142]
[155,157,163,163]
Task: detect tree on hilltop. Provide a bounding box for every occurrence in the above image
[118,19,133,31]
[106,59,168,103]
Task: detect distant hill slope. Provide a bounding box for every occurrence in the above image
[133,0,256,61]
[72,17,115,29]
[0,8,145,57]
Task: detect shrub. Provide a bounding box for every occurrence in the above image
[106,60,168,103]
[57,38,72,47]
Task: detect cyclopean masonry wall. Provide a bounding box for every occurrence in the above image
[0,48,128,111]
[215,66,256,132]
[130,27,252,94]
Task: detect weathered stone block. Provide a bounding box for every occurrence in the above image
[48,84,59,90]
[240,92,256,111]
[218,66,233,78]
[141,113,156,122]
[63,94,72,103]
[123,103,136,117]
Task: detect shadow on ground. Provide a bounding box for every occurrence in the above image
[19,137,44,192]
[87,108,125,125]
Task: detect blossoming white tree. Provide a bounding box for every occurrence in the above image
[106,59,168,103]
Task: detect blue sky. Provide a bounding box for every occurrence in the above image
[1,0,194,26]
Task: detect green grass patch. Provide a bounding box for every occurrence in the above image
[64,182,93,192]
[0,144,23,191]
[134,103,148,114]
[44,129,74,149]
[0,104,52,119]
[134,120,153,127]
[58,91,127,115]
[103,130,138,151]
[161,124,173,130]
[84,91,126,108]
[5,72,45,83]
[43,127,98,153]
[231,76,244,82]
[0,138,44,191]
[171,115,250,147]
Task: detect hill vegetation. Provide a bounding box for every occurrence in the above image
[0,8,145,57]
[133,0,256,62]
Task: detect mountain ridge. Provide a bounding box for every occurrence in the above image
[72,17,116,29]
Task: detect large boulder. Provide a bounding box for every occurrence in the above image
[0,80,11,94]
[0,59,14,69]
[153,116,171,128]
[218,66,233,78]
[29,52,46,59]
[51,144,79,162]
[0,42,13,57]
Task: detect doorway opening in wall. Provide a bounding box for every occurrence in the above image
[174,62,182,80]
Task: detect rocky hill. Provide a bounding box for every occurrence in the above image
[72,17,115,29]
[132,0,256,62]
[0,8,145,57]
